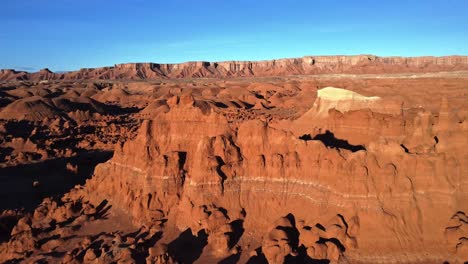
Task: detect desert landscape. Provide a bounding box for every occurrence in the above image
[0,55,466,263]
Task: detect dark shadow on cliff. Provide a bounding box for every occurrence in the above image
[276,213,300,248]
[246,247,268,264]
[246,213,336,264]
[0,150,113,211]
[93,199,112,220]
[317,237,346,252]
[219,252,241,264]
[230,219,244,248]
[214,101,229,108]
[168,228,208,264]
[215,156,227,192]
[4,120,36,138]
[0,213,22,243]
[400,144,410,153]
[104,103,142,115]
[286,248,331,264]
[246,243,332,264]
[300,131,365,152]
[131,230,164,263]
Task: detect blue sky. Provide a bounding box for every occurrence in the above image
[1,0,467,71]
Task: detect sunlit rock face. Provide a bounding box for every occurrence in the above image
[292,87,403,146]
[0,64,467,263]
[300,87,383,118]
[82,90,467,263]
[2,55,468,81]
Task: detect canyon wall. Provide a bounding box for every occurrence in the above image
[80,91,467,263]
[2,55,468,81]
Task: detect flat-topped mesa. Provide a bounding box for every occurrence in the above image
[380,55,468,65]
[304,54,377,65]
[291,86,405,146]
[314,87,381,115]
[2,55,468,81]
[295,87,398,122]
[318,87,380,100]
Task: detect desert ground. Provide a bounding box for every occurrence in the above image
[0,56,467,263]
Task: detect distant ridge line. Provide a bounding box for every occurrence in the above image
[1,55,468,81]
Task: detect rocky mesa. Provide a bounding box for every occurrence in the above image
[2,55,468,82]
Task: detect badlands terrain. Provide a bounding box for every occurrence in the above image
[0,55,467,263]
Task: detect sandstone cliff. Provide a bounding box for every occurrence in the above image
[2,55,468,82]
[78,90,467,263]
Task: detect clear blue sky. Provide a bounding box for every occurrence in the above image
[1,0,467,71]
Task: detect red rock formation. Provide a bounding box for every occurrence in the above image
[76,90,466,263]
[0,71,466,263]
[1,55,468,81]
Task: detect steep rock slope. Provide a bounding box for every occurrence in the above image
[78,92,467,263]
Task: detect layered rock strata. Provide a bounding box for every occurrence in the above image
[80,90,467,263]
[2,55,468,81]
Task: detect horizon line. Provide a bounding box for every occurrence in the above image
[4,54,468,73]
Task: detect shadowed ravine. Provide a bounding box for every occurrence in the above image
[0,151,113,211]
